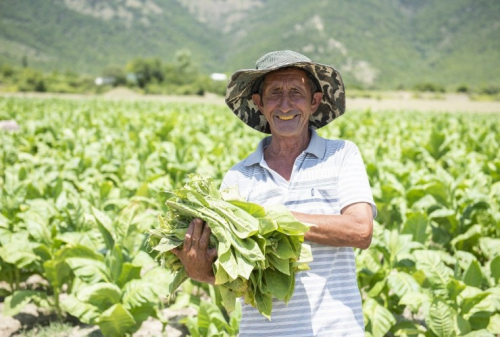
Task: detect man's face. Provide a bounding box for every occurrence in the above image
[252,68,323,138]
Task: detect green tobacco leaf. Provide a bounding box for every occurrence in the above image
[214,259,232,284]
[66,257,110,284]
[462,330,495,337]
[264,205,310,235]
[487,313,500,334]
[491,256,500,284]
[105,245,123,284]
[218,286,237,313]
[76,283,121,311]
[0,241,40,268]
[398,291,430,312]
[387,271,421,298]
[463,260,483,288]
[426,298,456,337]
[97,303,137,337]
[43,259,71,289]
[254,289,272,320]
[363,298,396,337]
[218,249,239,281]
[100,181,113,199]
[3,290,48,316]
[426,181,451,206]
[32,243,52,262]
[263,268,292,301]
[447,279,467,301]
[234,250,256,279]
[402,212,429,244]
[114,203,139,247]
[414,250,453,290]
[116,262,142,289]
[456,314,472,335]
[257,217,278,235]
[197,300,230,333]
[228,200,266,218]
[451,224,482,251]
[57,245,104,261]
[121,279,159,309]
[461,292,490,317]
[92,206,115,250]
[392,321,427,336]
[368,276,386,298]
[141,267,173,298]
[25,217,52,246]
[267,253,290,275]
[230,235,264,263]
[479,238,500,259]
[61,294,100,324]
[273,235,296,259]
[469,311,493,331]
[128,305,157,327]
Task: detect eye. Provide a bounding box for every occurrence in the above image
[267,90,283,99]
[290,89,305,99]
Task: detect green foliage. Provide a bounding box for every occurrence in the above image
[354,108,500,336]
[0,65,95,93]
[1,97,499,335]
[0,50,227,96]
[413,82,446,93]
[148,174,312,319]
[1,1,499,90]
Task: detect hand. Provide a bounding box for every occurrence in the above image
[171,218,217,284]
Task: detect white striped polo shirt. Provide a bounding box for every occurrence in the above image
[220,129,376,337]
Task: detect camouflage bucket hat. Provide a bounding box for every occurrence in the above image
[225,50,346,133]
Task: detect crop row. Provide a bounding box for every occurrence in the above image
[0,97,499,336]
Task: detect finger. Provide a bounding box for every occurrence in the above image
[184,221,195,249]
[171,247,180,256]
[208,247,217,261]
[199,223,211,250]
[191,218,204,248]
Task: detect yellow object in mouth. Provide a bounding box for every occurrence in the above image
[278,115,294,120]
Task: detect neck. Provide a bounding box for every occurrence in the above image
[265,129,311,161]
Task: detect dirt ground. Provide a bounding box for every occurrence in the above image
[1,88,500,113]
[0,301,193,337]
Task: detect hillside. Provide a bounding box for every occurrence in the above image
[0,0,499,90]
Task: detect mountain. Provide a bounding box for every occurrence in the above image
[1,0,499,90]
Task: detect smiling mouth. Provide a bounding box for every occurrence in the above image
[276,115,295,121]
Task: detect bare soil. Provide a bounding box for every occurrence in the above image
[1,89,500,113]
[0,300,193,337]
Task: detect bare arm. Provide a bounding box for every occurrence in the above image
[291,202,373,249]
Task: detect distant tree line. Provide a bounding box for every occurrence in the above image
[0,50,227,96]
[0,50,499,99]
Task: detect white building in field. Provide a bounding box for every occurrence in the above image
[210,73,227,81]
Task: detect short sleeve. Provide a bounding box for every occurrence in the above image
[338,141,377,217]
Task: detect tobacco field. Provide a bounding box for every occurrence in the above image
[0,96,499,336]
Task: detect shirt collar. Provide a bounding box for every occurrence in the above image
[243,129,326,167]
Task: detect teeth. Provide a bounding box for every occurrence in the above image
[278,116,294,120]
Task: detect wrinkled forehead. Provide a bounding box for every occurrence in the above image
[263,67,309,88]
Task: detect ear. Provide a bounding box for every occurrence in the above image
[310,92,323,112]
[252,93,264,112]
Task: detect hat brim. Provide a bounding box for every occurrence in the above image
[225,62,345,134]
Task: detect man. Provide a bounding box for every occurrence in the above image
[172,50,376,336]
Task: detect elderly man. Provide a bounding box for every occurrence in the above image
[172,50,376,336]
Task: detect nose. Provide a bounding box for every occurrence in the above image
[278,93,293,113]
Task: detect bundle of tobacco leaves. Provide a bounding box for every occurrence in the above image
[147,174,312,319]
